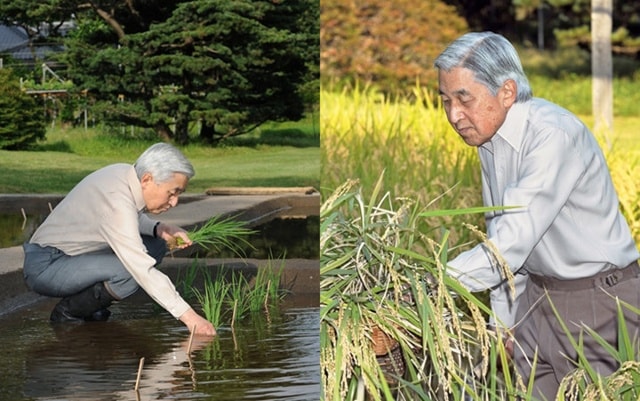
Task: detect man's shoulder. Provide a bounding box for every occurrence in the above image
[528,97,576,119]
[76,163,135,192]
[88,163,134,179]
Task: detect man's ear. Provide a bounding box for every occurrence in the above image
[140,172,154,188]
[501,79,517,108]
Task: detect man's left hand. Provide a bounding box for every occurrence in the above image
[157,223,193,249]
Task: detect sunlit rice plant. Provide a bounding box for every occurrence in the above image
[555,298,640,400]
[599,141,640,244]
[320,176,521,401]
[320,85,640,400]
[320,85,483,249]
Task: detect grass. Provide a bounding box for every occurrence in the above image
[0,115,320,194]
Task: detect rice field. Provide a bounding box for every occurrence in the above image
[320,86,640,400]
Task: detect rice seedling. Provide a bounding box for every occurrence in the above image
[227,272,251,322]
[172,215,256,256]
[194,269,230,327]
[194,262,286,327]
[249,258,286,313]
[175,258,203,301]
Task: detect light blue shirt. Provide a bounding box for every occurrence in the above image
[448,98,639,327]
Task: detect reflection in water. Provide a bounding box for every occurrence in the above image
[0,295,320,401]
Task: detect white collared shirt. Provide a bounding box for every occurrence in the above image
[448,98,639,327]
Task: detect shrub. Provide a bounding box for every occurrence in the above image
[0,68,46,150]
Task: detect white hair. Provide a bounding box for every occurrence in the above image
[435,32,532,103]
[134,143,195,183]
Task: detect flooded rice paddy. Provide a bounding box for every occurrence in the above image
[0,293,320,401]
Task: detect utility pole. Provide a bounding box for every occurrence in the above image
[591,0,614,147]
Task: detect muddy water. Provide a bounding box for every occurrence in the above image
[0,293,320,400]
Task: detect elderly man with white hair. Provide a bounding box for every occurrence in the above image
[23,142,216,337]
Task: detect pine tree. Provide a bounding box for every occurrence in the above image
[0,69,47,150]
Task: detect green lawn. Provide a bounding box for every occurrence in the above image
[0,120,320,194]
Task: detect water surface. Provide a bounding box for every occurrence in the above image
[0,294,320,401]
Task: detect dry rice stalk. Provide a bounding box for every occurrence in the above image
[320,328,338,399]
[463,223,516,300]
[561,360,640,400]
[468,300,491,377]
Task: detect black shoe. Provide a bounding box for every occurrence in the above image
[85,308,111,322]
[50,300,85,323]
[49,282,117,323]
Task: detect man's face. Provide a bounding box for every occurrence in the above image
[141,172,188,214]
[438,67,514,147]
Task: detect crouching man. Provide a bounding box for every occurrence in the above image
[23,143,216,337]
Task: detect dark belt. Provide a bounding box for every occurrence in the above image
[529,261,640,291]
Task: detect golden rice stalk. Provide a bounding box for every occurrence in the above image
[463,223,516,300]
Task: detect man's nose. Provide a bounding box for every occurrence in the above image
[169,197,178,208]
[448,104,464,124]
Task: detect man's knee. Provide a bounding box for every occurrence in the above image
[105,276,139,299]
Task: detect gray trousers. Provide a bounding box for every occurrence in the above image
[22,236,167,300]
[513,262,640,401]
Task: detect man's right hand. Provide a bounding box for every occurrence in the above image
[179,308,217,336]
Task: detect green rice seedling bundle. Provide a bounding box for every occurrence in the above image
[174,215,256,256]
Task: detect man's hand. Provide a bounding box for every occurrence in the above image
[180,308,217,336]
[157,223,193,250]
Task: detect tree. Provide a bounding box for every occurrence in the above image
[0,69,47,150]
[509,0,640,55]
[0,0,75,39]
[320,0,468,96]
[1,0,318,144]
[59,0,317,144]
